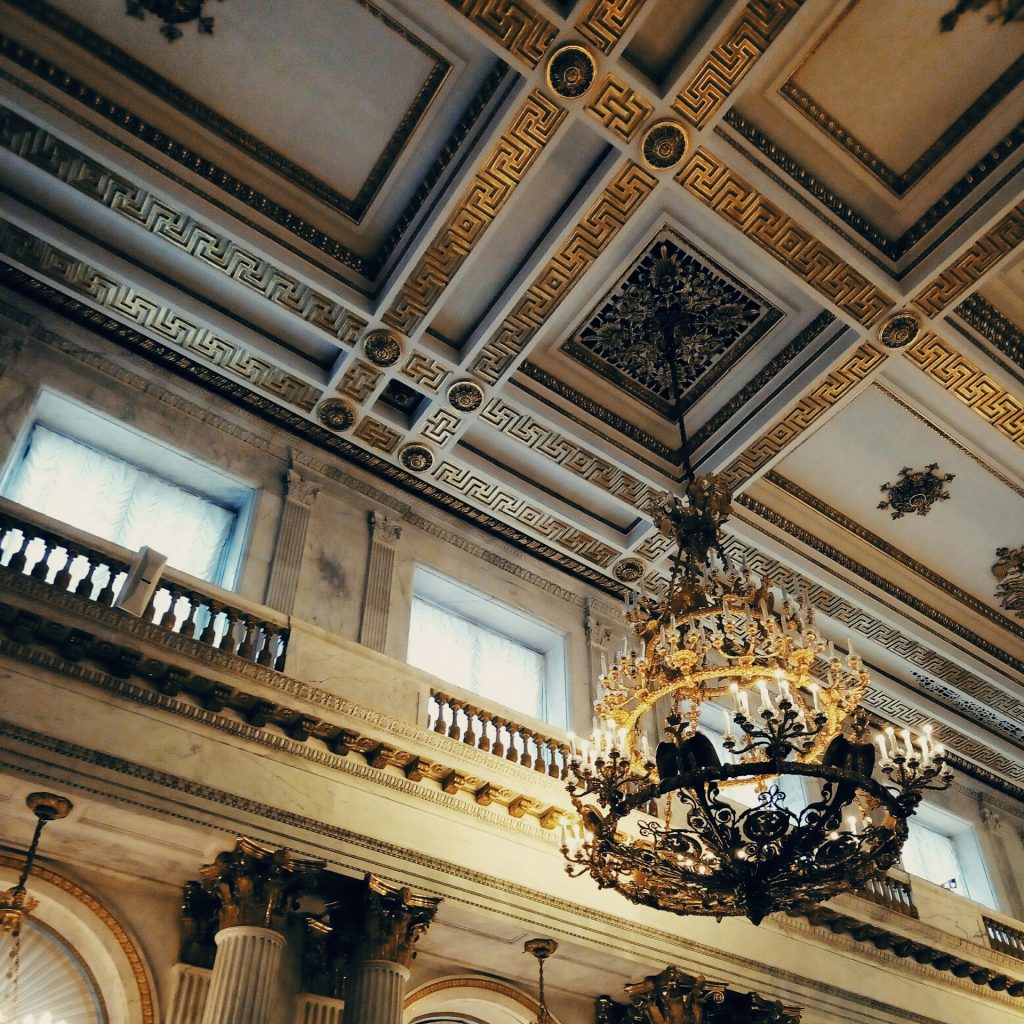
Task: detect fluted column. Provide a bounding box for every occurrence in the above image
[165,964,211,1024]
[201,927,285,1024]
[358,512,402,653]
[265,466,320,613]
[340,960,408,1024]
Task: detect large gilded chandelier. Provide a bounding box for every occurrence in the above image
[559,294,953,925]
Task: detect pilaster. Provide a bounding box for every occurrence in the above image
[359,511,402,653]
[265,467,320,613]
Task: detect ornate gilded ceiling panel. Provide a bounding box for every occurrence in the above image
[561,227,781,417]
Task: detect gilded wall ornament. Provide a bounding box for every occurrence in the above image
[546,44,597,98]
[612,557,645,583]
[877,311,923,350]
[878,464,955,519]
[316,399,356,432]
[125,0,221,41]
[992,546,1024,619]
[399,443,434,472]
[640,120,688,170]
[447,380,485,412]
[562,228,776,417]
[363,330,403,367]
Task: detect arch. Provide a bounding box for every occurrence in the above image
[405,976,563,1024]
[0,854,158,1024]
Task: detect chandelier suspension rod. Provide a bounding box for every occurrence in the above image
[13,814,48,893]
[661,319,696,485]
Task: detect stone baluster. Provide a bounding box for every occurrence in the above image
[51,544,77,591]
[218,610,240,653]
[95,563,120,606]
[28,534,51,579]
[446,699,464,741]
[336,874,441,1024]
[518,727,533,769]
[546,739,561,778]
[477,710,493,753]
[257,627,279,667]
[160,585,186,630]
[236,615,258,660]
[4,527,30,573]
[199,601,223,645]
[506,725,520,764]
[490,717,506,758]
[534,736,547,773]
[68,552,92,595]
[358,511,402,654]
[265,465,320,614]
[431,692,448,734]
[198,837,324,1024]
[462,706,478,748]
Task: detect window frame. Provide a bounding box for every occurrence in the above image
[1,389,255,589]
[407,565,569,728]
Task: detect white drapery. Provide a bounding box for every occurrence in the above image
[407,597,545,720]
[901,822,964,892]
[7,426,235,583]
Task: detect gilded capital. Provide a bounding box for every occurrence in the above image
[199,837,324,934]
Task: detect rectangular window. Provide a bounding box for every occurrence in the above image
[406,566,567,726]
[901,808,997,908]
[1,391,253,588]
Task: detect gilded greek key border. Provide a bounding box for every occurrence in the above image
[585,75,654,141]
[904,333,1024,449]
[913,203,1024,317]
[676,148,894,325]
[384,90,566,336]
[0,220,322,411]
[672,0,804,128]
[444,0,558,67]
[575,0,647,54]
[472,161,658,384]
[721,342,885,487]
[0,107,368,347]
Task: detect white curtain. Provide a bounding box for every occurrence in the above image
[901,822,964,891]
[7,426,235,583]
[407,597,545,720]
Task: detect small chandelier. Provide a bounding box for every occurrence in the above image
[1,793,73,1020]
[559,300,953,925]
[524,937,557,1023]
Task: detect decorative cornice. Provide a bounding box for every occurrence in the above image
[954,293,1024,371]
[10,0,452,223]
[443,0,557,68]
[766,471,1024,640]
[0,722,1009,1019]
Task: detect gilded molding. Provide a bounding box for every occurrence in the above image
[337,360,384,404]
[0,107,368,343]
[12,0,452,222]
[780,58,1024,197]
[720,111,1024,265]
[353,416,402,453]
[584,75,654,142]
[720,342,885,488]
[384,90,567,335]
[671,0,804,128]
[406,976,540,1014]
[401,352,451,392]
[0,854,156,1024]
[903,333,1024,448]
[431,460,620,567]
[0,220,322,410]
[954,293,1024,371]
[443,0,558,67]
[766,471,1024,641]
[473,161,658,384]
[913,203,1024,316]
[676,148,894,325]
[575,0,647,54]
[737,491,1024,678]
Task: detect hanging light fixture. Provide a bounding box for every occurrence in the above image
[559,297,953,925]
[1,792,73,1022]
[524,937,557,1024]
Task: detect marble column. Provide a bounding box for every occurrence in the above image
[326,873,441,1024]
[358,512,402,653]
[265,467,320,614]
[200,927,285,1024]
[195,837,324,1024]
[165,964,211,1024]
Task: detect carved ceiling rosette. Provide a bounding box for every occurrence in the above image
[877,464,955,519]
[125,0,222,41]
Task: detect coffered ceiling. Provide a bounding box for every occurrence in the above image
[0,0,1021,800]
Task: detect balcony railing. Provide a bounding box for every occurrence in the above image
[985,917,1024,961]
[858,873,919,918]
[0,497,289,669]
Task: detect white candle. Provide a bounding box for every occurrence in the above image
[729,681,741,711]
[809,681,820,711]
[901,728,913,758]
[722,706,733,739]
[875,734,889,761]
[568,732,578,759]
[757,679,773,713]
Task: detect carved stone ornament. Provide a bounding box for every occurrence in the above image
[992,545,1024,620]
[446,379,485,412]
[640,120,689,170]
[363,330,403,367]
[613,557,645,583]
[198,836,324,934]
[368,509,403,545]
[546,43,597,98]
[286,468,320,508]
[125,0,221,41]
[877,310,923,350]
[877,463,955,519]
[399,443,434,472]
[597,965,801,1024]
[317,398,356,432]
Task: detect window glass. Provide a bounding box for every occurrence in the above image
[902,821,965,892]
[5,424,238,585]
[14,918,105,1024]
